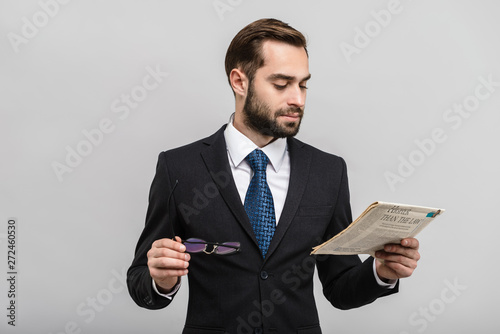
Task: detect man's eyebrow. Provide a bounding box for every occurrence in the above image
[267,73,312,82]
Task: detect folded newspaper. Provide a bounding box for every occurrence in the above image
[311,202,445,256]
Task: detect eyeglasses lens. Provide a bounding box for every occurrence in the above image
[216,242,240,255]
[184,238,206,253]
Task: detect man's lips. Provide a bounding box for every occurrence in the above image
[279,113,301,121]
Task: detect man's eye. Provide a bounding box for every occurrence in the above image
[274,84,287,90]
[300,85,308,90]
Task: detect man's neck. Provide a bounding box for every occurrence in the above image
[232,111,275,148]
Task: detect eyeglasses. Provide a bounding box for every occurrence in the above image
[182,238,240,255]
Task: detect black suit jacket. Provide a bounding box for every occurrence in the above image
[127,125,397,334]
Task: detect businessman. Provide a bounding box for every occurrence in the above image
[127,18,420,334]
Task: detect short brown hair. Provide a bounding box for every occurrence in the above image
[224,18,308,86]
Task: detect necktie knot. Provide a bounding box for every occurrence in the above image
[246,149,269,174]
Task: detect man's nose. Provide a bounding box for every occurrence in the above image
[287,86,306,108]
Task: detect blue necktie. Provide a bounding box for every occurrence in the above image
[244,149,276,258]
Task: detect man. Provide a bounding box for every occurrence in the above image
[127,18,420,334]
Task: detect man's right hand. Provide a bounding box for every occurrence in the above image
[147,236,190,294]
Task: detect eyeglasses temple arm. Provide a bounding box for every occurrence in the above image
[166,179,179,239]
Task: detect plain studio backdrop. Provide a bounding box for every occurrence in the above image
[1,1,499,333]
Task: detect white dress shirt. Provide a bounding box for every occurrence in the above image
[224,116,289,223]
[153,115,395,298]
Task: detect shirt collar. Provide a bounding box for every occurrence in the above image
[224,113,287,173]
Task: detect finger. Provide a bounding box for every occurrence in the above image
[382,244,421,261]
[376,252,418,269]
[381,260,416,278]
[377,246,420,263]
[149,246,191,262]
[148,256,190,270]
[401,238,419,250]
[152,237,186,251]
[150,267,189,280]
[152,237,186,253]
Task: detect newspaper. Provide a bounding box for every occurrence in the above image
[311,202,445,256]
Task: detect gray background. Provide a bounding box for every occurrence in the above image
[1,0,499,333]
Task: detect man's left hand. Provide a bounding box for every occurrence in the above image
[375,238,420,282]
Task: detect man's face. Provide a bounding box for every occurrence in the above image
[242,40,310,138]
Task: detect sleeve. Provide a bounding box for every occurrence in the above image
[127,152,181,309]
[315,157,399,310]
[152,277,182,299]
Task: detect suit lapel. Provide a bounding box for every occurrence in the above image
[264,137,311,261]
[200,126,259,246]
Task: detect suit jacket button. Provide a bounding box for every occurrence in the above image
[254,328,263,334]
[260,271,268,280]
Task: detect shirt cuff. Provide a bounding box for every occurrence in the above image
[372,260,397,288]
[152,278,181,299]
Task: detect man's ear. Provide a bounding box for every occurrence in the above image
[229,68,248,97]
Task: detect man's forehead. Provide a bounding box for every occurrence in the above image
[259,40,309,79]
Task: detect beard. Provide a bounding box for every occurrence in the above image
[242,83,304,138]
